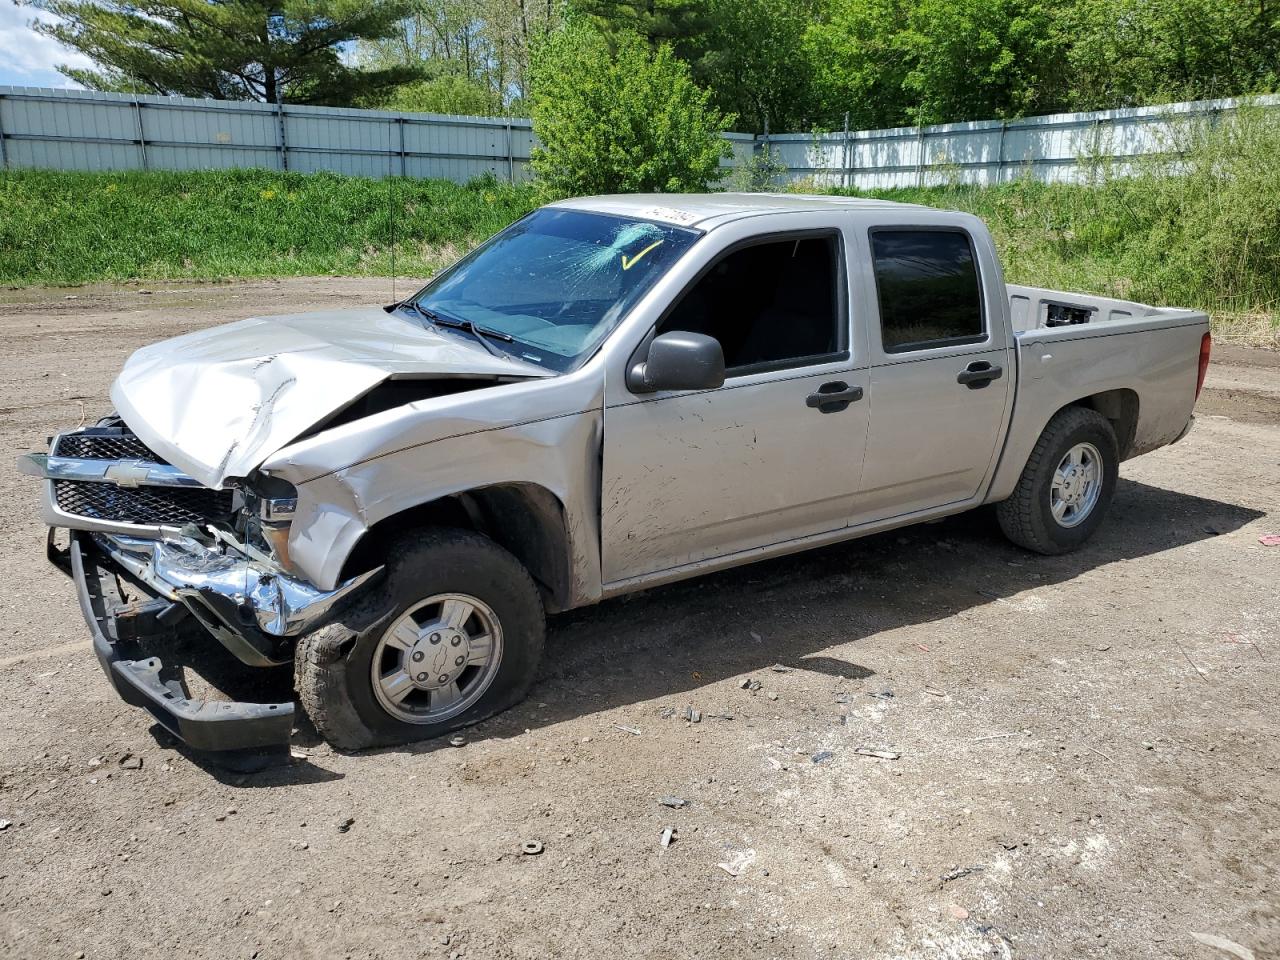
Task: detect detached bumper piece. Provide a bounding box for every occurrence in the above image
[67,531,295,762]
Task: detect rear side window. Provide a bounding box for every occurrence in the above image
[870,229,984,353]
[658,234,843,373]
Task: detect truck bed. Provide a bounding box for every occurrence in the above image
[985,284,1210,505]
[1007,284,1206,335]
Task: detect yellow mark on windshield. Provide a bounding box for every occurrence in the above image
[621,239,664,271]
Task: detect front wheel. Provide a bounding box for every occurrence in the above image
[295,528,545,750]
[996,406,1119,555]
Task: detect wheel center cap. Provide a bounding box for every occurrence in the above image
[408,631,469,688]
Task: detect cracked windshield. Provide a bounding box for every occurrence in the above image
[406,208,700,371]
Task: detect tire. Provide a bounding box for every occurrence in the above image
[294,527,545,750]
[996,406,1119,555]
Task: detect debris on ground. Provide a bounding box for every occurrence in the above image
[660,826,675,849]
[941,865,985,884]
[289,840,309,851]
[658,706,676,719]
[705,713,735,721]
[948,904,970,921]
[1257,534,1280,546]
[853,747,900,760]
[769,664,791,673]
[0,820,11,831]
[521,840,544,856]
[1190,932,1257,960]
[613,723,642,736]
[739,678,762,691]
[683,706,702,723]
[658,796,688,809]
[868,690,895,700]
[716,849,756,877]
[448,734,466,748]
[336,817,355,833]
[767,692,779,701]
[118,754,142,770]
[924,687,946,697]
[811,751,834,764]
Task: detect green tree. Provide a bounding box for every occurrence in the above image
[694,0,818,134]
[527,21,731,196]
[898,0,1067,124]
[804,0,909,129]
[1064,0,1280,109]
[570,0,712,50]
[804,0,1069,127]
[26,0,419,105]
[380,70,503,115]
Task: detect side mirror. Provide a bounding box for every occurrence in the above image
[628,332,726,394]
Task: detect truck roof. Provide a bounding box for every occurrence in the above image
[551,192,932,230]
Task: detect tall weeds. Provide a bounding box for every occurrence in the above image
[830,104,1280,344]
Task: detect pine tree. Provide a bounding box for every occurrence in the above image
[28,0,421,105]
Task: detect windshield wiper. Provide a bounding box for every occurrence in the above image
[402,302,515,357]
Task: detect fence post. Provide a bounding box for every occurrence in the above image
[505,117,514,183]
[397,115,406,178]
[275,99,289,172]
[996,120,1006,185]
[133,97,148,170]
[916,125,926,187]
[842,112,851,189]
[0,93,7,169]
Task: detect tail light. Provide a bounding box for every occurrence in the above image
[1194,332,1212,401]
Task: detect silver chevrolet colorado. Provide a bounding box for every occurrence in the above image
[20,194,1212,759]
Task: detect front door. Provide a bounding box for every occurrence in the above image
[601,232,870,584]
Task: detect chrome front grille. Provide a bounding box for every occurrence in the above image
[53,480,233,527]
[52,430,167,463]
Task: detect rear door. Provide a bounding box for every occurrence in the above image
[852,226,1014,522]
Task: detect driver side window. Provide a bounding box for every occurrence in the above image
[656,234,844,375]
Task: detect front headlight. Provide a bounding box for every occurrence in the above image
[242,476,298,572]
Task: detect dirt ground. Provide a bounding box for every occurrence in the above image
[0,278,1276,960]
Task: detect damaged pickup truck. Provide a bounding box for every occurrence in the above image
[20,194,1213,759]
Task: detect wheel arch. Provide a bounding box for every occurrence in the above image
[1077,388,1139,461]
[989,387,1139,504]
[339,482,577,614]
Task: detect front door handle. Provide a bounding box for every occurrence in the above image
[806,381,864,413]
[957,361,1003,389]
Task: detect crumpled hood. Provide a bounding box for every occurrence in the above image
[110,307,547,488]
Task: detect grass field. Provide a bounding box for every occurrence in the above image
[2,140,1276,345]
[0,168,538,286]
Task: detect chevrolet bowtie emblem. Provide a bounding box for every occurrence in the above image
[103,461,152,488]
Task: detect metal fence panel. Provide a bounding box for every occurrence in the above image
[1,86,1274,189]
[764,95,1278,189]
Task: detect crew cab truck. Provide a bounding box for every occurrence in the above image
[19,194,1213,759]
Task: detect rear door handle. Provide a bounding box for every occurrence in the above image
[957,361,1003,389]
[806,381,864,413]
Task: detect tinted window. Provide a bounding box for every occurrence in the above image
[658,235,841,372]
[871,230,984,352]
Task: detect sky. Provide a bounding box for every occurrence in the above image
[0,0,89,88]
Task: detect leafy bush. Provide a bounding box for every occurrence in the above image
[729,146,787,192]
[527,22,732,197]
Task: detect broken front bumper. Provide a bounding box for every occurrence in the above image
[91,529,377,667]
[66,531,296,758]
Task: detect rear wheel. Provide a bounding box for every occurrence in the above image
[997,406,1118,555]
[295,528,545,750]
